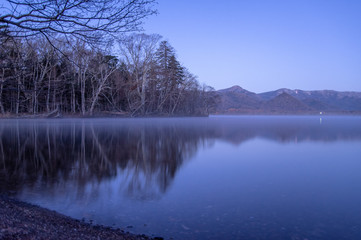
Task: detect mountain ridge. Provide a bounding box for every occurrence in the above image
[215,85,361,114]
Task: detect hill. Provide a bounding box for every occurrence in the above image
[216,86,262,113]
[262,92,313,113]
[215,86,361,114]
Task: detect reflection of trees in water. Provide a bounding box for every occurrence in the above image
[0,117,360,198]
[0,120,214,198]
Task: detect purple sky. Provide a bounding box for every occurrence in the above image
[144,0,361,93]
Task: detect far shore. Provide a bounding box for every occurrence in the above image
[0,194,163,240]
[0,111,360,119]
[212,111,361,116]
[0,111,210,119]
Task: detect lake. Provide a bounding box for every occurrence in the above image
[1,116,361,240]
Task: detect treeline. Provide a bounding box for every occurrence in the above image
[0,34,216,116]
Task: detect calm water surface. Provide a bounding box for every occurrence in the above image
[1,116,361,240]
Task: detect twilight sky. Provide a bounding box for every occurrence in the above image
[144,0,361,93]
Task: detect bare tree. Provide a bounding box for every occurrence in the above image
[0,0,157,45]
[71,42,92,115]
[88,54,118,115]
[119,33,161,115]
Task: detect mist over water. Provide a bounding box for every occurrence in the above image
[1,116,361,239]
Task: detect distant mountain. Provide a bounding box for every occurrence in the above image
[216,86,262,113]
[262,92,313,113]
[215,86,361,114]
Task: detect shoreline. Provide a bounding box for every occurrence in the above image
[0,195,162,240]
[0,112,210,119]
[1,110,361,119]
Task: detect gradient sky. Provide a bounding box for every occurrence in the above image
[144,0,361,93]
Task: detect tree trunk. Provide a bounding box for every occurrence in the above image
[46,76,51,112]
[89,85,102,115]
[16,84,20,115]
[0,81,5,114]
[71,83,76,113]
[140,72,148,115]
[33,83,38,114]
[81,77,86,115]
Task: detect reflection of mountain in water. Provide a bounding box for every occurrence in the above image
[0,117,360,198]
[212,116,361,145]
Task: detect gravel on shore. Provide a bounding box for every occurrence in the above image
[0,195,162,240]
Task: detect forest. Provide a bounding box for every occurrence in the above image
[0,0,216,117]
